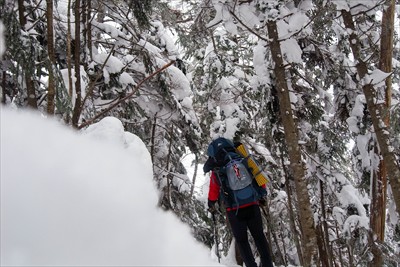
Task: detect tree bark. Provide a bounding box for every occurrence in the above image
[266,19,318,266]
[18,0,37,109]
[282,153,304,266]
[370,1,395,265]
[190,154,199,197]
[46,0,56,114]
[1,71,6,104]
[319,180,333,267]
[71,0,82,127]
[342,8,400,219]
[67,0,73,98]
[87,0,93,60]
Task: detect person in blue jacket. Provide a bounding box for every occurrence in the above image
[204,137,274,267]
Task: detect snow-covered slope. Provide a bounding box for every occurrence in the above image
[1,108,218,266]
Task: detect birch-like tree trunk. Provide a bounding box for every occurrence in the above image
[46,0,55,114]
[341,9,400,218]
[266,19,318,266]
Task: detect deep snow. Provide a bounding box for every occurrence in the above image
[0,108,220,266]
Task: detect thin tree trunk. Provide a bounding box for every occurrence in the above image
[71,0,82,127]
[279,224,288,266]
[81,0,87,65]
[261,204,285,265]
[282,154,304,266]
[262,203,276,264]
[319,180,332,267]
[87,0,93,61]
[1,71,6,104]
[150,114,157,166]
[334,220,345,267]
[347,239,354,267]
[267,19,318,266]
[165,126,174,209]
[67,0,73,98]
[190,154,199,197]
[46,0,55,114]
[63,0,73,124]
[342,8,400,220]
[18,0,37,109]
[316,224,328,267]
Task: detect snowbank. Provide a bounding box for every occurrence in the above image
[1,108,218,266]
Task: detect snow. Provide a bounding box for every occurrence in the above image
[363,69,392,86]
[138,39,162,55]
[207,2,236,34]
[93,53,125,75]
[331,173,370,236]
[151,21,179,59]
[280,38,303,64]
[119,72,136,87]
[346,94,367,134]
[332,0,382,14]
[331,0,350,11]
[0,108,219,266]
[286,12,309,35]
[346,116,359,134]
[92,21,123,39]
[252,41,270,87]
[60,66,88,108]
[236,3,260,30]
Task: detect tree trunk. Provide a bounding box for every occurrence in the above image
[71,0,82,127]
[67,0,73,98]
[370,1,395,265]
[87,0,93,60]
[319,180,333,267]
[81,0,88,65]
[46,0,55,114]
[190,154,199,197]
[1,71,6,104]
[266,19,318,266]
[282,154,304,266]
[18,0,37,109]
[165,126,174,209]
[261,203,285,265]
[342,8,400,221]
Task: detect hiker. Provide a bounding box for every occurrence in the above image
[204,137,274,267]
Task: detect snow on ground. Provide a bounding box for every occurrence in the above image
[0,108,220,266]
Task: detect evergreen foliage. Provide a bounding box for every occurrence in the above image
[1,0,399,265]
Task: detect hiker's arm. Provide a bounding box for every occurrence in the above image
[208,171,220,202]
[203,157,215,173]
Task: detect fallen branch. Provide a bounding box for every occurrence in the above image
[77,60,175,129]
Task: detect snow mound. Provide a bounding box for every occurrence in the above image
[1,108,218,266]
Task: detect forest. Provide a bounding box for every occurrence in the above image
[1,0,400,266]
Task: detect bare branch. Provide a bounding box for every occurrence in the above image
[78,60,176,129]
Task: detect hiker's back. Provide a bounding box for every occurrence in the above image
[206,137,264,209]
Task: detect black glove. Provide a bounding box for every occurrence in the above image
[208,200,217,214]
[203,157,216,173]
[259,196,267,207]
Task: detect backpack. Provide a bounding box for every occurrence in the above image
[206,137,265,209]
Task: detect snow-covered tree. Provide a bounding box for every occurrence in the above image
[1,0,399,266]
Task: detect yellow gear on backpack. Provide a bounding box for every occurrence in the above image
[236,143,269,187]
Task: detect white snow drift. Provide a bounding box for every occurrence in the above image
[0,108,218,266]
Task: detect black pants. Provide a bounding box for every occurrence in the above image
[227,205,274,267]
